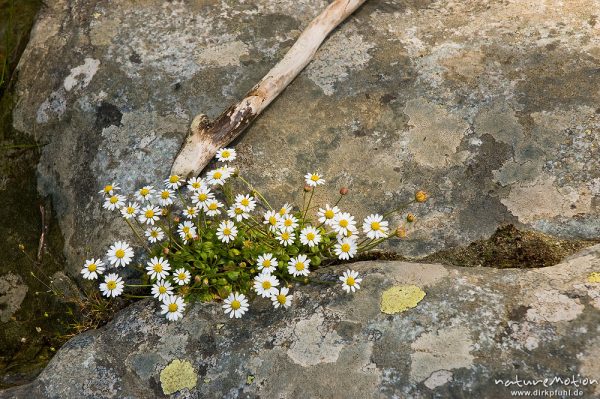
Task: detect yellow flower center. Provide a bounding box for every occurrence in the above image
[295,262,305,271]
[192,182,200,188]
[169,175,179,183]
[161,191,170,199]
[104,185,113,193]
[310,174,319,181]
[159,286,167,294]
[284,219,292,226]
[208,203,218,210]
[325,209,334,219]
[151,231,158,237]
[178,273,186,280]
[213,171,222,179]
[262,281,272,289]
[341,243,351,252]
[88,263,97,272]
[262,259,271,267]
[222,150,230,158]
[107,281,117,290]
[223,228,231,236]
[168,303,178,312]
[127,207,135,214]
[198,193,208,201]
[231,300,241,310]
[153,264,163,273]
[269,216,277,225]
[145,210,154,218]
[183,226,190,233]
[234,208,243,215]
[306,232,315,240]
[109,196,118,204]
[277,294,286,305]
[339,219,348,228]
[371,222,380,231]
[346,276,355,286]
[115,249,125,258]
[281,232,290,240]
[140,188,149,196]
[241,198,249,206]
[279,208,287,216]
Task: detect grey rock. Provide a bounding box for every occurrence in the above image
[3,246,600,398]
[10,0,600,279]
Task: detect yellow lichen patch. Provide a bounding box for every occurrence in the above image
[588,272,600,283]
[380,285,426,314]
[160,359,197,395]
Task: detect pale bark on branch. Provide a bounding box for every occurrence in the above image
[171,0,368,177]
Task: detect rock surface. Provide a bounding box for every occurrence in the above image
[10,0,600,278]
[3,246,600,398]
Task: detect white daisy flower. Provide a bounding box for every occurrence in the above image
[206,167,232,186]
[186,177,206,192]
[340,269,362,293]
[146,256,171,280]
[191,187,214,207]
[216,147,237,162]
[253,273,280,298]
[271,287,292,309]
[235,193,257,212]
[317,204,340,226]
[173,268,191,285]
[99,183,120,196]
[145,227,165,243]
[332,212,356,236]
[177,221,197,241]
[217,220,238,243]
[256,253,278,274]
[204,199,223,217]
[151,280,173,302]
[300,226,322,247]
[102,194,126,211]
[222,292,249,318]
[263,210,280,232]
[135,185,155,202]
[106,241,134,267]
[158,189,175,206]
[227,205,249,222]
[81,258,105,280]
[334,238,358,260]
[362,214,389,239]
[120,202,140,219]
[277,214,298,232]
[304,172,325,187]
[278,203,293,216]
[337,224,359,241]
[161,295,186,321]
[288,254,311,277]
[183,206,199,219]
[99,273,125,298]
[139,205,161,225]
[164,174,185,190]
[276,230,295,246]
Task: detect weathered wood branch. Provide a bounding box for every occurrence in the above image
[171,0,368,177]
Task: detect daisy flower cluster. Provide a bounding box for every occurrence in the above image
[90,148,428,321]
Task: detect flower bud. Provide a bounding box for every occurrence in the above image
[194,275,202,284]
[162,247,170,255]
[203,278,209,286]
[406,213,416,223]
[239,262,247,269]
[340,187,349,195]
[304,185,313,192]
[173,216,181,223]
[396,226,407,238]
[415,191,428,203]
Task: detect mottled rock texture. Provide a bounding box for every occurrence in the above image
[3,246,600,398]
[9,0,600,278]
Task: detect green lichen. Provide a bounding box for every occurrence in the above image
[587,272,600,283]
[160,359,197,395]
[380,285,426,314]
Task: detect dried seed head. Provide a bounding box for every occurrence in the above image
[396,226,407,238]
[340,187,349,195]
[415,191,428,203]
[406,213,416,223]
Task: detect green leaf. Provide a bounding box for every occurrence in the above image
[311,256,321,267]
[226,271,240,281]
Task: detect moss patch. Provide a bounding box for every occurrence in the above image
[160,359,197,395]
[380,285,426,314]
[424,224,596,269]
